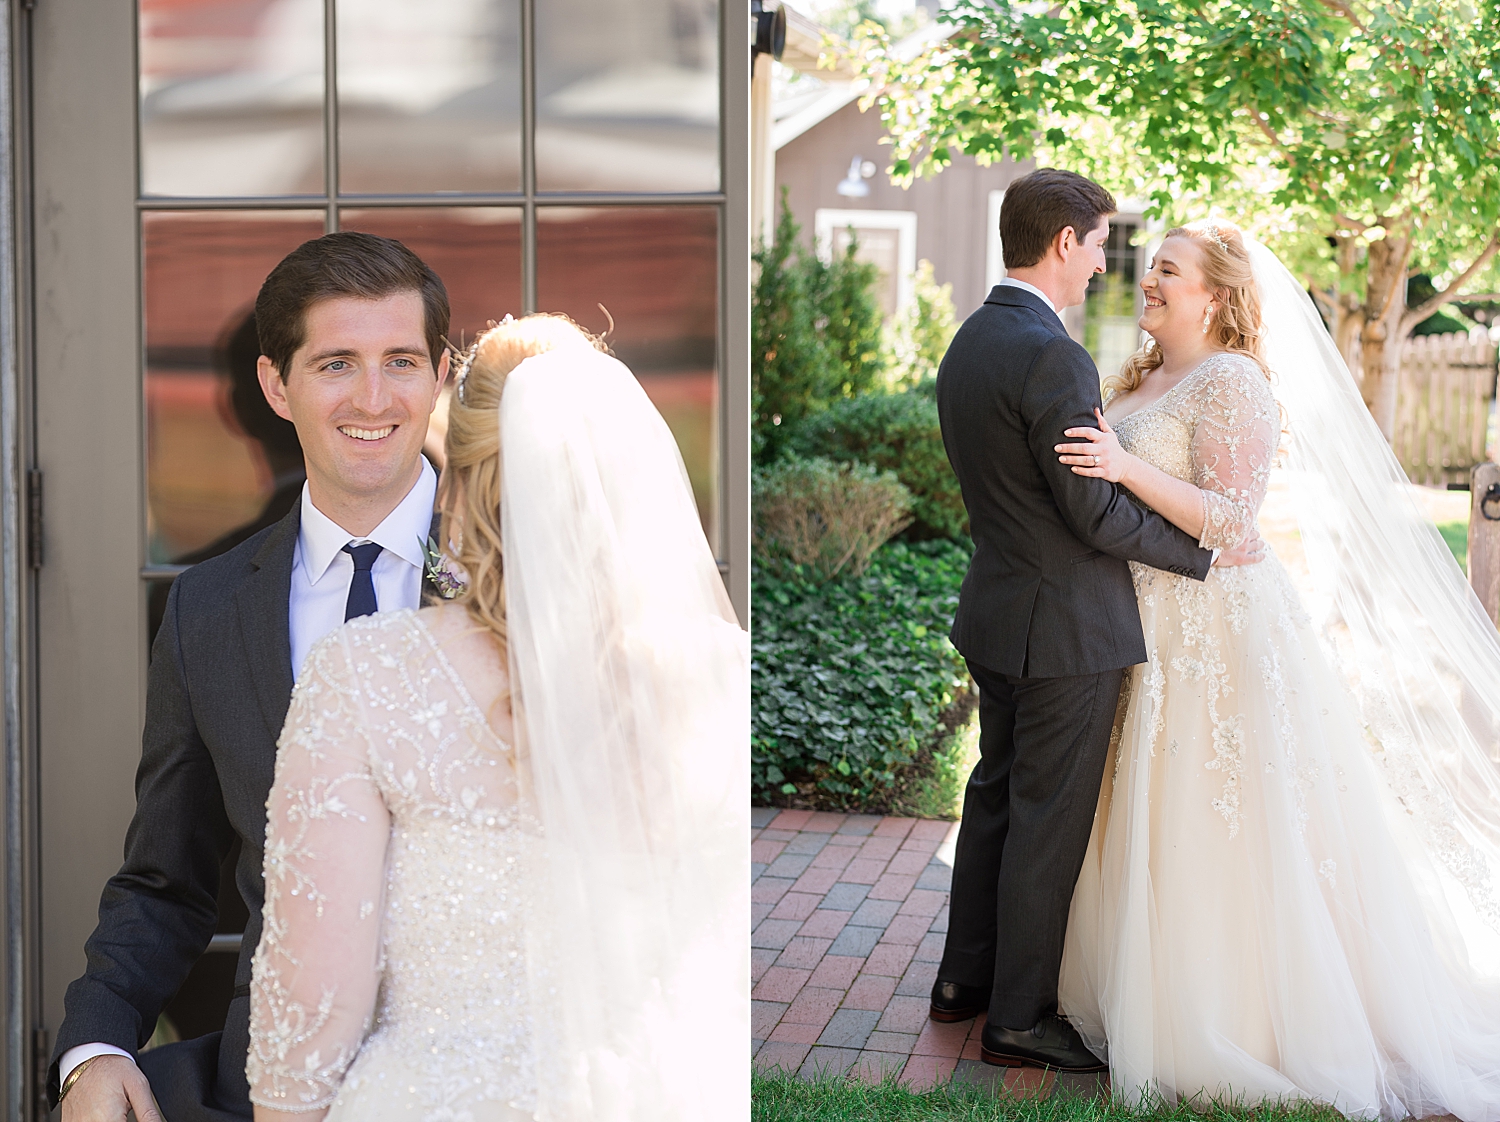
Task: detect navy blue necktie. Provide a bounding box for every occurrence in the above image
[343,542,383,621]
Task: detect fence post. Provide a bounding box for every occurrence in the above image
[1471,461,1500,626]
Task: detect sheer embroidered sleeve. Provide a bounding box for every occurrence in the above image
[248,630,389,1112]
[1189,355,1280,551]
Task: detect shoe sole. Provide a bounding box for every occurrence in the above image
[979,1046,1107,1074]
[928,1005,983,1023]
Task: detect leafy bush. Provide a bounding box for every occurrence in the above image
[752,539,972,807]
[786,389,967,540]
[882,258,959,391]
[753,195,885,461]
[753,457,913,581]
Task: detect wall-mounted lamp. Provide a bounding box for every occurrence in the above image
[836,157,876,198]
[752,0,786,59]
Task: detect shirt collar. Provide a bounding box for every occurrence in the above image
[298,457,437,586]
[999,276,1058,314]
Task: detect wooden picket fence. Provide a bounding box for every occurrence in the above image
[1393,329,1499,487]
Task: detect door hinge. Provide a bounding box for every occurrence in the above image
[32,1028,49,1118]
[26,469,41,570]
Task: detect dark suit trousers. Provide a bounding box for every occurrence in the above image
[938,659,1124,1029]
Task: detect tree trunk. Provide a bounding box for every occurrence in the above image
[1359,233,1413,441]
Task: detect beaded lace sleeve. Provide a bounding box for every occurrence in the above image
[248,630,389,1113]
[1189,355,1280,551]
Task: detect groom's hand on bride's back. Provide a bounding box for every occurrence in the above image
[1213,531,1266,566]
[61,1055,163,1122]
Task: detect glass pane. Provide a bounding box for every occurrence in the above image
[337,0,522,194]
[339,208,523,466]
[139,0,326,197]
[535,0,719,193]
[144,211,324,566]
[536,207,719,547]
[1085,221,1142,380]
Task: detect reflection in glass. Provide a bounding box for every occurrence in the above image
[340,208,523,464]
[139,0,325,197]
[338,0,522,194]
[143,211,324,565]
[535,0,719,193]
[537,207,719,547]
[1085,221,1143,381]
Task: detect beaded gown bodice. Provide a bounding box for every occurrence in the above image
[248,608,538,1120]
[1108,351,1279,551]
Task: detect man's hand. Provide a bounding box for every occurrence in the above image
[61,1055,162,1122]
[1213,531,1266,567]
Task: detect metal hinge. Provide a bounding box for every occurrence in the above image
[26,469,42,569]
[32,1027,49,1119]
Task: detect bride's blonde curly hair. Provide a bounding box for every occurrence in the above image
[1103,220,1270,399]
[438,313,609,657]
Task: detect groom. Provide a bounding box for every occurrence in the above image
[50,232,452,1121]
[930,169,1260,1070]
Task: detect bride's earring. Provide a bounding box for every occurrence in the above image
[1202,304,1214,333]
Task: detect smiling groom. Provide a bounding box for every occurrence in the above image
[930,170,1223,1072]
[50,233,451,1122]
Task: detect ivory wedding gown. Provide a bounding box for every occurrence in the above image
[1058,351,1500,1119]
[247,606,540,1119]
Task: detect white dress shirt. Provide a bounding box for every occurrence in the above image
[59,459,437,1090]
[289,457,436,680]
[999,275,1058,314]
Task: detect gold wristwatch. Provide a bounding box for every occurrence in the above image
[57,1054,103,1104]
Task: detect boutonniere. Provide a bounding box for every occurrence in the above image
[420,536,468,600]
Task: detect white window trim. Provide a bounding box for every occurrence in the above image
[813,208,918,310]
[986,190,1005,291]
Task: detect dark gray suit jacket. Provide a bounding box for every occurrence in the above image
[50,502,436,1118]
[936,285,1211,678]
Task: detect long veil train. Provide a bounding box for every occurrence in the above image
[1251,239,1500,946]
[499,347,749,1121]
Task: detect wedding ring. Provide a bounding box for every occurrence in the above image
[1093,455,1100,467]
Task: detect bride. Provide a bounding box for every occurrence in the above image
[243,315,747,1121]
[1052,221,1500,1118]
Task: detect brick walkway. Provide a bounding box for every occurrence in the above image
[751,807,1106,1098]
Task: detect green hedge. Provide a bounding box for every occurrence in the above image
[785,388,968,541]
[752,539,972,807]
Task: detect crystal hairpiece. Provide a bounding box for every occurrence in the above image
[1200,222,1231,252]
[449,314,515,406]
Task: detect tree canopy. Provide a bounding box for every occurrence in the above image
[857,0,1500,434]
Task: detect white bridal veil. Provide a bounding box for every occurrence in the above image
[1251,240,1500,944]
[498,347,749,1121]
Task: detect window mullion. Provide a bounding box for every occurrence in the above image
[324,0,339,233]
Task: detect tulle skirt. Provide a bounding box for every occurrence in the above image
[1059,555,1500,1120]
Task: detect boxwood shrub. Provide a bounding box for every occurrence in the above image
[784,387,967,540]
[752,538,972,807]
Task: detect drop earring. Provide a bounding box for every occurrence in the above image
[1202,304,1214,333]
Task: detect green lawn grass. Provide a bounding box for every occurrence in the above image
[752,1072,1352,1122]
[1437,520,1468,574]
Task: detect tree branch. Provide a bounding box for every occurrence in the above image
[1334,214,1370,233]
[1315,0,1367,31]
[1249,109,1290,159]
[1401,234,1500,331]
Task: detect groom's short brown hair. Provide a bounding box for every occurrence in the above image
[255,231,450,376]
[1000,169,1116,269]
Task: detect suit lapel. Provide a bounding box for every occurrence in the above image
[421,508,443,602]
[236,505,300,742]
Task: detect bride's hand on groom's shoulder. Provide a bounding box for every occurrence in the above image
[1056,409,1130,484]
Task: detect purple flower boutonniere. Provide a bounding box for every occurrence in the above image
[420,536,468,600]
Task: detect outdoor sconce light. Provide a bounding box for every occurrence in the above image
[836,157,876,198]
[752,0,786,59]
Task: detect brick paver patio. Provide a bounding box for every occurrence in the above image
[751,807,1107,1098]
